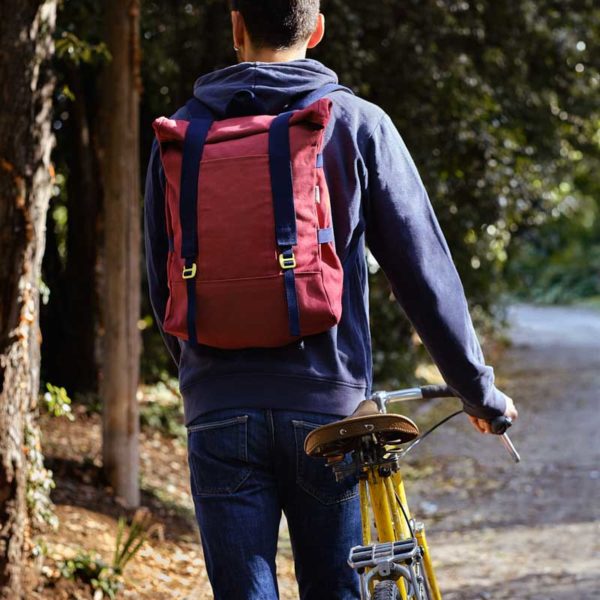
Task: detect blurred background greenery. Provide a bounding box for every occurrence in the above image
[42,0,599,395]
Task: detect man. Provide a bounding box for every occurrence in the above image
[144,1,518,598]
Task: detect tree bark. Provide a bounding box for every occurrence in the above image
[98,0,141,507]
[0,1,57,597]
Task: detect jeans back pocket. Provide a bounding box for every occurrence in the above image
[187,415,251,496]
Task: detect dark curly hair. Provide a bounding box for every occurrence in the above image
[231,0,320,49]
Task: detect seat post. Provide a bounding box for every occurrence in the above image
[372,391,387,414]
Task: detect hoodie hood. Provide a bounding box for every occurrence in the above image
[193,58,338,117]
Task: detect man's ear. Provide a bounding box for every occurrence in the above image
[307,13,325,49]
[231,10,245,50]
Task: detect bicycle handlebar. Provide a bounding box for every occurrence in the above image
[373,384,521,463]
[420,384,456,399]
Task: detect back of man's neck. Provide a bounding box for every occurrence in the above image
[240,47,307,63]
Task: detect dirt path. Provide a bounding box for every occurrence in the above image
[34,304,598,599]
[406,304,600,599]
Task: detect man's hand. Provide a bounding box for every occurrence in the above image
[467,394,518,434]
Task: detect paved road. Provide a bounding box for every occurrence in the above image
[408,304,600,599]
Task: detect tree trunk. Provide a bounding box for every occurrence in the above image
[63,66,101,394]
[0,1,57,597]
[98,0,141,507]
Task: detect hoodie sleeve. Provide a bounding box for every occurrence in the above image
[144,139,181,366]
[364,113,507,420]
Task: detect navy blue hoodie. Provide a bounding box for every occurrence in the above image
[144,59,508,426]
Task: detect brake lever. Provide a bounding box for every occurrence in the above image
[499,433,521,463]
[490,416,521,463]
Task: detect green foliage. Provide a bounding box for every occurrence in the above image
[54,0,106,62]
[55,31,111,66]
[25,382,79,531]
[507,115,600,303]
[139,381,185,440]
[59,509,156,599]
[24,418,58,530]
[48,172,68,263]
[513,238,600,304]
[43,382,75,421]
[140,314,177,383]
[139,401,184,439]
[59,551,122,599]
[369,267,420,386]
[508,191,600,304]
[113,509,157,572]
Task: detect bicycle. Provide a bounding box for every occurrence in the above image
[304,384,520,600]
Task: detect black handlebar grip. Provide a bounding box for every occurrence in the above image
[420,385,457,399]
[490,416,512,435]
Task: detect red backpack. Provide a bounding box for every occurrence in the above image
[152,84,349,349]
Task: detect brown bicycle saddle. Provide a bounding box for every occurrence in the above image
[304,399,420,458]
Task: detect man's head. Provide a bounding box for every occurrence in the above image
[231,0,324,62]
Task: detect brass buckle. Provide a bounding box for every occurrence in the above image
[279,253,296,270]
[182,263,197,279]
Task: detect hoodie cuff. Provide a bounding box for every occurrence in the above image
[461,386,508,420]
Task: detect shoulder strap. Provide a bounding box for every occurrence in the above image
[268,110,301,337]
[289,83,354,111]
[180,98,214,346]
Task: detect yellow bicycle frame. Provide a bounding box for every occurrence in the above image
[359,467,442,600]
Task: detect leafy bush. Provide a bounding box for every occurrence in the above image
[59,509,158,599]
[43,382,75,421]
[139,380,185,439]
[508,177,600,304]
[60,551,122,600]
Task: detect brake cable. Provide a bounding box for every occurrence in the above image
[400,409,464,458]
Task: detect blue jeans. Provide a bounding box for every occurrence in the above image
[187,408,362,599]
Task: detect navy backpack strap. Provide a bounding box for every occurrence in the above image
[268,111,301,338]
[180,98,214,345]
[266,84,353,338]
[289,83,353,111]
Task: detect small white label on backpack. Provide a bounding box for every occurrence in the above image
[315,186,321,204]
